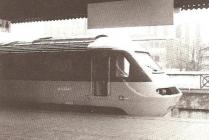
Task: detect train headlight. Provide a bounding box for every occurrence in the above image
[156,87,179,95]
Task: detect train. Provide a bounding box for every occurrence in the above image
[0,35,182,116]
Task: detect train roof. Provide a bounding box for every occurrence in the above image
[0,35,148,53]
[88,36,148,52]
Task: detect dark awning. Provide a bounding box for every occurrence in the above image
[175,0,209,10]
[0,0,121,23]
[0,0,209,23]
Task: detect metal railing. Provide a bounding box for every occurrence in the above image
[167,72,209,89]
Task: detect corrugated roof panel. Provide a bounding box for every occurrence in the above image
[0,0,122,23]
[175,0,209,10]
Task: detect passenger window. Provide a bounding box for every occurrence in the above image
[116,55,130,78]
[0,52,91,81]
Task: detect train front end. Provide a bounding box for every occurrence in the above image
[121,51,182,116]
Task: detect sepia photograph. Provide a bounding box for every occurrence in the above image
[0,0,209,139]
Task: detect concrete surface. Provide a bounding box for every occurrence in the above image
[177,91,209,110]
[0,106,209,140]
[171,90,209,119]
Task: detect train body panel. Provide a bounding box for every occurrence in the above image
[0,80,181,116]
[0,80,91,105]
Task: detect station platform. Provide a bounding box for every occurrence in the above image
[0,106,209,140]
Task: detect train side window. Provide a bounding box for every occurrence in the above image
[0,52,91,81]
[116,55,130,79]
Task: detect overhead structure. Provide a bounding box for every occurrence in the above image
[175,0,209,10]
[0,0,120,23]
[0,0,209,23]
[88,0,173,28]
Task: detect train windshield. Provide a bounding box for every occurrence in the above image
[133,52,163,73]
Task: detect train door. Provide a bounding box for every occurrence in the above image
[91,52,110,97]
[89,51,133,109]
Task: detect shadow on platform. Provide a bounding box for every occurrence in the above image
[0,102,127,115]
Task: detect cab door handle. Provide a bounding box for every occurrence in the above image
[119,95,129,100]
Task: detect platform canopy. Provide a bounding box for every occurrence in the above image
[175,0,209,10]
[0,0,209,23]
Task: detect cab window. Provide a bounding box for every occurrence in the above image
[110,51,151,82]
[115,55,130,78]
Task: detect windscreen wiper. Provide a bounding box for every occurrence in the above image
[146,65,158,71]
[145,65,164,74]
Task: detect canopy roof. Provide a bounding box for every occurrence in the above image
[175,0,209,10]
[0,0,208,23]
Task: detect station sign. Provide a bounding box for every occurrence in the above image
[88,0,173,28]
[0,19,11,32]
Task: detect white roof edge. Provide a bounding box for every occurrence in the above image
[88,36,148,53]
